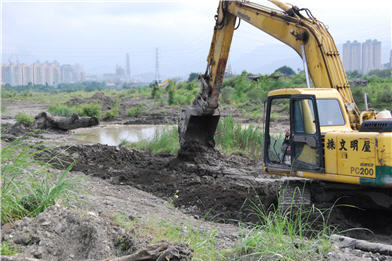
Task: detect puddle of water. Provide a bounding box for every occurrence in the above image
[70,124,173,146]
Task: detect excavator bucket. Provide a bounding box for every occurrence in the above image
[178,106,220,148]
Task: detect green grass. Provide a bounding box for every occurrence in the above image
[0,242,18,256]
[15,112,34,126]
[122,126,179,154]
[48,104,77,117]
[48,102,102,118]
[127,104,145,117]
[122,117,264,158]
[231,187,333,260]
[103,100,120,120]
[113,213,223,261]
[215,116,264,158]
[74,103,102,118]
[1,137,81,223]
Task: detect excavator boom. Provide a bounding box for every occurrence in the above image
[179,0,362,148]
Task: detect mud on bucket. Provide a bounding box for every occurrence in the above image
[178,106,220,148]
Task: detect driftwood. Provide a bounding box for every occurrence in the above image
[103,241,193,261]
[331,234,392,256]
[35,112,99,131]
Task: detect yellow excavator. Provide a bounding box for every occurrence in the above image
[179,0,392,207]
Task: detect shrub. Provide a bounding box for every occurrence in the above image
[168,87,175,105]
[75,103,102,117]
[48,104,76,117]
[151,84,160,99]
[103,100,119,120]
[127,104,145,117]
[15,112,34,126]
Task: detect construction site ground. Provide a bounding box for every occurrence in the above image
[1,97,392,261]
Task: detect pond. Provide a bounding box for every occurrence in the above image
[70,124,173,146]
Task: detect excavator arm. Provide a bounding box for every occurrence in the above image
[179,0,361,148]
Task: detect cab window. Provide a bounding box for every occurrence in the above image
[316,99,345,126]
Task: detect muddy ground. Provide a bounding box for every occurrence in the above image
[1,97,392,260]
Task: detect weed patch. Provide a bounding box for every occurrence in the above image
[48,104,76,117]
[215,116,264,158]
[15,113,34,126]
[1,138,81,223]
[127,104,145,117]
[231,187,333,260]
[122,126,179,154]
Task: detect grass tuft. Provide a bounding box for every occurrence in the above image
[15,112,34,126]
[48,104,76,117]
[231,187,333,260]
[121,126,179,154]
[0,242,18,256]
[122,117,264,158]
[127,104,145,117]
[1,137,81,223]
[215,116,263,158]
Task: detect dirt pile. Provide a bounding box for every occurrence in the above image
[1,123,44,142]
[2,205,134,260]
[68,92,113,110]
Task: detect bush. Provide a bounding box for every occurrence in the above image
[48,104,76,117]
[15,112,34,126]
[127,104,145,117]
[151,84,160,99]
[168,87,175,105]
[103,100,119,120]
[75,103,102,117]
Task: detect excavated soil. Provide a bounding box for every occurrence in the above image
[37,143,282,223]
[36,143,392,244]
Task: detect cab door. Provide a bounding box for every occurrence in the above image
[289,95,324,172]
[264,94,324,174]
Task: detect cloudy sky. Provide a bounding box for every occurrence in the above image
[2,0,392,79]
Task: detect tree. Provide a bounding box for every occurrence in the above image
[187,72,199,82]
[274,66,296,76]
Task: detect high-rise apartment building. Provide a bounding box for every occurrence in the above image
[390,50,392,69]
[362,39,382,74]
[343,39,382,74]
[1,61,83,86]
[343,41,361,72]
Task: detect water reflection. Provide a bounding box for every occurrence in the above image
[70,125,171,146]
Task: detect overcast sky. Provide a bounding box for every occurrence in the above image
[2,0,392,79]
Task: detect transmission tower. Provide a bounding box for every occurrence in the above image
[154,48,160,83]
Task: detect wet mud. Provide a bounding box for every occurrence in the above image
[36,143,392,244]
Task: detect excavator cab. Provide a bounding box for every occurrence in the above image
[264,93,324,174]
